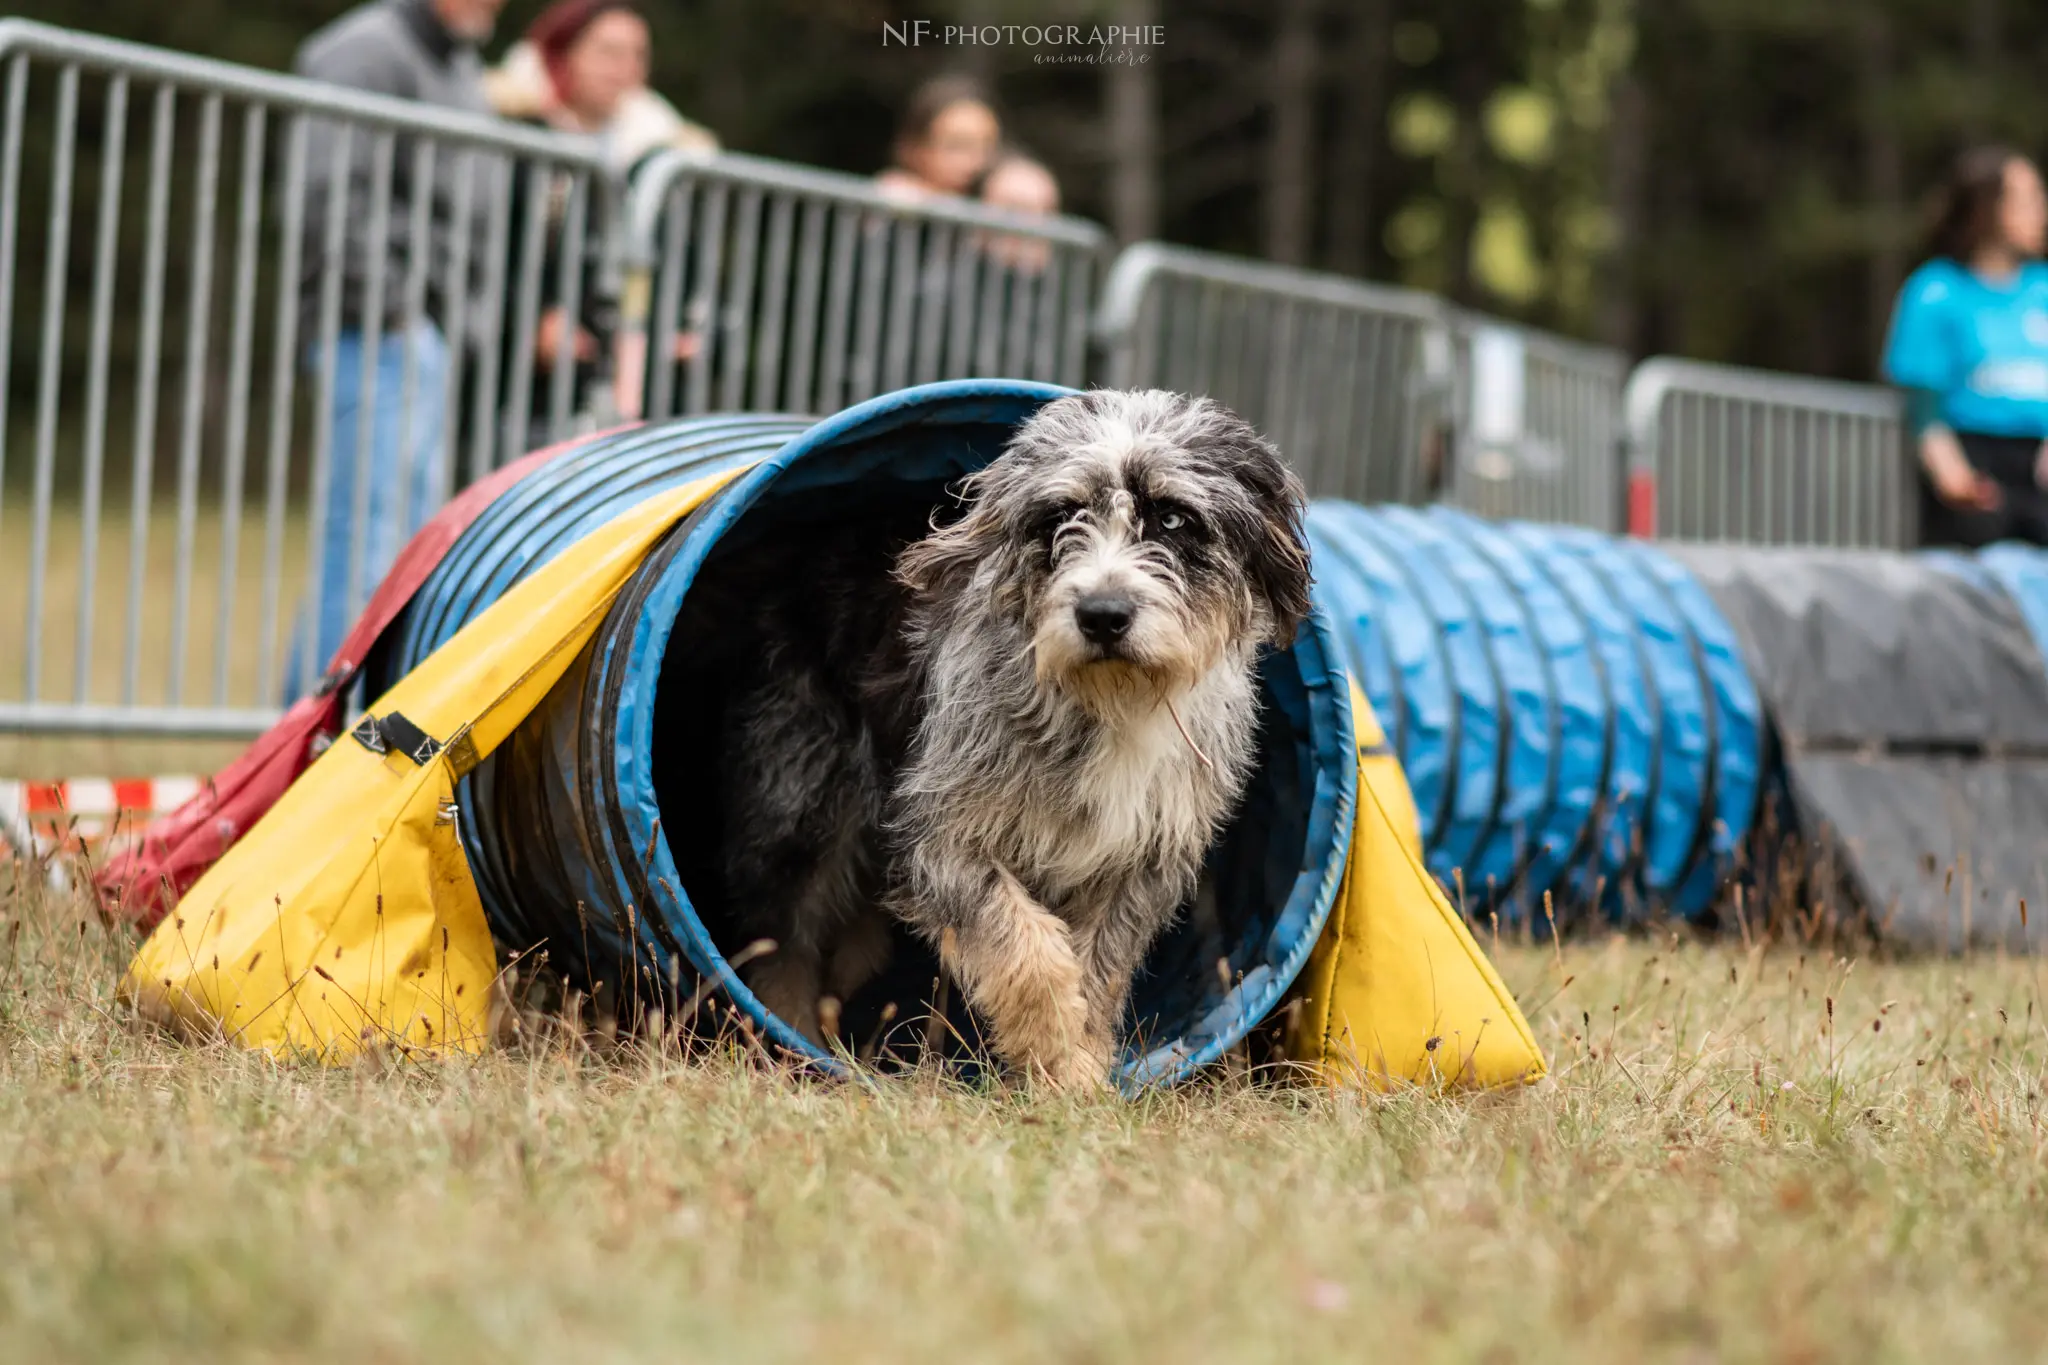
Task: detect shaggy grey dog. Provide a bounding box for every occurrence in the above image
[699,389,1311,1089]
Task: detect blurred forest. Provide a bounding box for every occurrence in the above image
[7,0,2047,379]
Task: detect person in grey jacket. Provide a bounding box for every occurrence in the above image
[289,0,503,692]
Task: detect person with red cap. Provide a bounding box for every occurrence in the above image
[484,0,717,433]
[485,0,715,171]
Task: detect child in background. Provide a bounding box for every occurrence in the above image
[980,151,1061,272]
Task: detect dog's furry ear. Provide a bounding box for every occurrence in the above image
[897,515,980,600]
[1192,401,1312,645]
[898,475,1004,601]
[1248,470,1312,645]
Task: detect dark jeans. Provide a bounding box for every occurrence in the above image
[1919,430,2048,549]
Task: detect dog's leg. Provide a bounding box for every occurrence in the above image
[746,941,827,1044]
[824,907,894,1008]
[736,818,879,1048]
[1069,868,1192,1069]
[900,855,1105,1090]
[722,663,882,1051]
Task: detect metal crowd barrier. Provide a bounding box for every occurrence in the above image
[1445,312,1627,532]
[1624,357,1910,548]
[1096,242,1453,504]
[620,148,1108,420]
[0,19,1930,749]
[0,19,612,738]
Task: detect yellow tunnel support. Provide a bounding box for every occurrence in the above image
[1285,685,1548,1090]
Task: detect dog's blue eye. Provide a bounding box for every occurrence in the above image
[1156,508,1192,534]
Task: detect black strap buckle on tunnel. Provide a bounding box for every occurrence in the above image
[350,710,443,766]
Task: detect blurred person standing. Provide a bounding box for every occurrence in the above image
[485,0,718,425]
[876,76,1000,200]
[291,0,504,688]
[1884,147,2048,548]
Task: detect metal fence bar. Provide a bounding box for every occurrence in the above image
[911,221,951,386]
[970,246,1004,380]
[438,147,475,505]
[210,101,265,707]
[778,200,819,409]
[344,128,395,635]
[256,114,307,705]
[0,56,24,589]
[783,198,825,411]
[1059,250,1092,389]
[543,168,585,443]
[684,179,728,415]
[466,153,514,484]
[998,258,1034,379]
[718,185,763,411]
[941,225,979,381]
[643,177,689,421]
[850,213,887,402]
[394,137,435,536]
[1028,246,1063,383]
[881,215,919,393]
[1209,286,1242,430]
[75,72,127,704]
[720,185,763,412]
[119,82,173,708]
[751,194,796,406]
[816,204,856,413]
[299,118,350,699]
[1623,355,1907,547]
[587,175,624,429]
[1333,312,1370,502]
[501,158,546,462]
[24,62,78,703]
[165,91,222,708]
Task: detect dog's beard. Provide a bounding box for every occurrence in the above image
[1028,602,1236,719]
[1043,655,1160,714]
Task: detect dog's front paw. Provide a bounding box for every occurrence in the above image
[1026,1042,1114,1094]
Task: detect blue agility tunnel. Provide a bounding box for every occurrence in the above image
[1307,502,1765,927]
[374,381,1358,1089]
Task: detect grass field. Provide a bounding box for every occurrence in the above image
[7,871,2048,1365]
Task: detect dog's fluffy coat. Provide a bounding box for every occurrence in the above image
[691,390,1311,1087]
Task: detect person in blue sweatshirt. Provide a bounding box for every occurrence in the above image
[1883,146,2048,547]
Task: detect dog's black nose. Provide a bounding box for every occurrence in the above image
[1075,595,1136,646]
